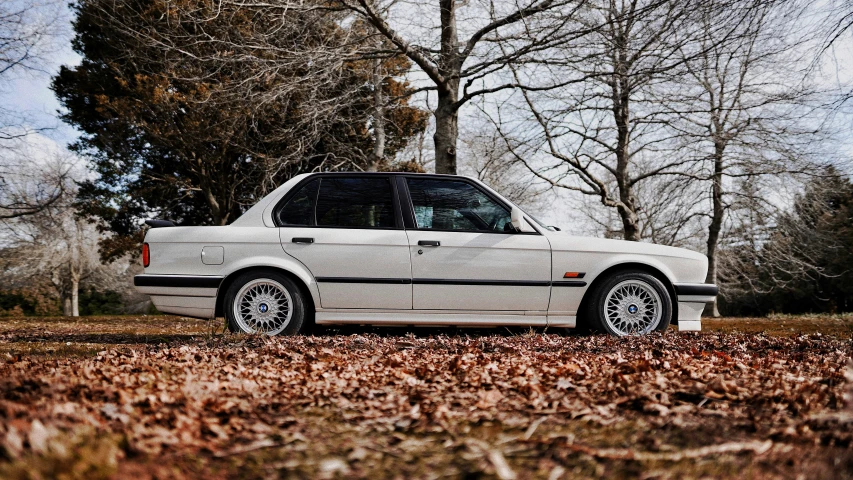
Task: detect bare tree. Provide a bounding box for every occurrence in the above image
[0,153,123,316]
[0,0,69,217]
[0,0,65,130]
[91,0,584,177]
[176,0,581,175]
[460,124,551,212]
[669,0,832,315]
[488,0,728,241]
[37,213,102,316]
[337,0,601,174]
[820,0,853,55]
[633,173,706,246]
[1,212,123,317]
[0,133,75,220]
[815,1,853,105]
[0,1,64,76]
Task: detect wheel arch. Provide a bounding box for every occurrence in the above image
[576,262,679,329]
[214,266,317,322]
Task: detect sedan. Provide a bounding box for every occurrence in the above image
[134,172,717,336]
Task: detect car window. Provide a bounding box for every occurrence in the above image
[406,178,513,233]
[277,179,320,226]
[315,177,396,228]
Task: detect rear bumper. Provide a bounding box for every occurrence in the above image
[134,275,223,319]
[673,283,717,332]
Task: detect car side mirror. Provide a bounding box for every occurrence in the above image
[511,206,535,233]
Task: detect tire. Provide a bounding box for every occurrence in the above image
[584,271,672,336]
[224,271,306,335]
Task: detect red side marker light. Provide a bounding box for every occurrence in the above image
[142,243,150,267]
[563,272,581,278]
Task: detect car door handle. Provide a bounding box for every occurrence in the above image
[292,237,314,244]
[418,240,440,247]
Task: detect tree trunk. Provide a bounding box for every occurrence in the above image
[434,0,460,175]
[368,56,385,172]
[70,222,81,317]
[196,156,230,226]
[612,67,640,241]
[71,275,79,317]
[433,83,459,174]
[63,296,71,317]
[202,181,228,226]
[617,203,641,241]
[704,142,725,317]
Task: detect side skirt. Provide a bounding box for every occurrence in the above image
[315,310,576,328]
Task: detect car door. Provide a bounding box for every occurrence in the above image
[276,175,412,310]
[401,176,552,313]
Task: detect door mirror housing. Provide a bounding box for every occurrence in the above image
[511,206,536,233]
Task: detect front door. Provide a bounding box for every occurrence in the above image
[402,177,552,312]
[277,175,412,309]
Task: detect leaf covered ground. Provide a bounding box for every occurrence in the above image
[0,315,851,479]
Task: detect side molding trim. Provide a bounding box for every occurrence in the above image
[551,280,587,287]
[134,275,224,289]
[315,277,587,287]
[316,277,412,284]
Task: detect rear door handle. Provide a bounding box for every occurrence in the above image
[418,240,440,247]
[292,237,314,244]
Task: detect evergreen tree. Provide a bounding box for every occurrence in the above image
[721,169,853,315]
[53,0,427,260]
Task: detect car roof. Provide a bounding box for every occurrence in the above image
[303,171,465,178]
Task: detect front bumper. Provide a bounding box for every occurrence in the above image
[673,283,718,332]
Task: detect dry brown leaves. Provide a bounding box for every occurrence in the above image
[0,328,851,478]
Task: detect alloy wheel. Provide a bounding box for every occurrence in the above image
[603,279,663,335]
[233,278,293,335]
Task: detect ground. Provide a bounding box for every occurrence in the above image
[0,315,851,479]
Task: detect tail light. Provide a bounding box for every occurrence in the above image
[142,243,150,267]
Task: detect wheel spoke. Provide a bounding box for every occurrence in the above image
[233,279,294,336]
[603,279,663,336]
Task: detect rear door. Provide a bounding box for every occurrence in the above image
[277,175,412,309]
[400,177,552,313]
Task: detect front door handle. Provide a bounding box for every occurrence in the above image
[418,240,440,247]
[292,237,314,244]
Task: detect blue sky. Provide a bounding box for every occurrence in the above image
[0,16,81,150]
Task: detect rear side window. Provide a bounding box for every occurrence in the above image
[315,177,396,228]
[277,179,319,226]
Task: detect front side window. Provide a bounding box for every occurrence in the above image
[406,178,513,233]
[315,177,396,228]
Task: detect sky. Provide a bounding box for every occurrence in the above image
[2,0,852,234]
[0,1,82,152]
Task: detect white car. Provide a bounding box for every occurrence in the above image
[135,173,717,336]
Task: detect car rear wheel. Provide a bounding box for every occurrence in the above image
[585,271,672,336]
[224,271,306,335]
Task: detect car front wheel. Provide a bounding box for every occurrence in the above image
[585,271,672,336]
[224,271,306,335]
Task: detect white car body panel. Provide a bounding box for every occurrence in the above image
[280,228,412,309]
[136,173,716,332]
[406,230,552,312]
[137,226,322,318]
